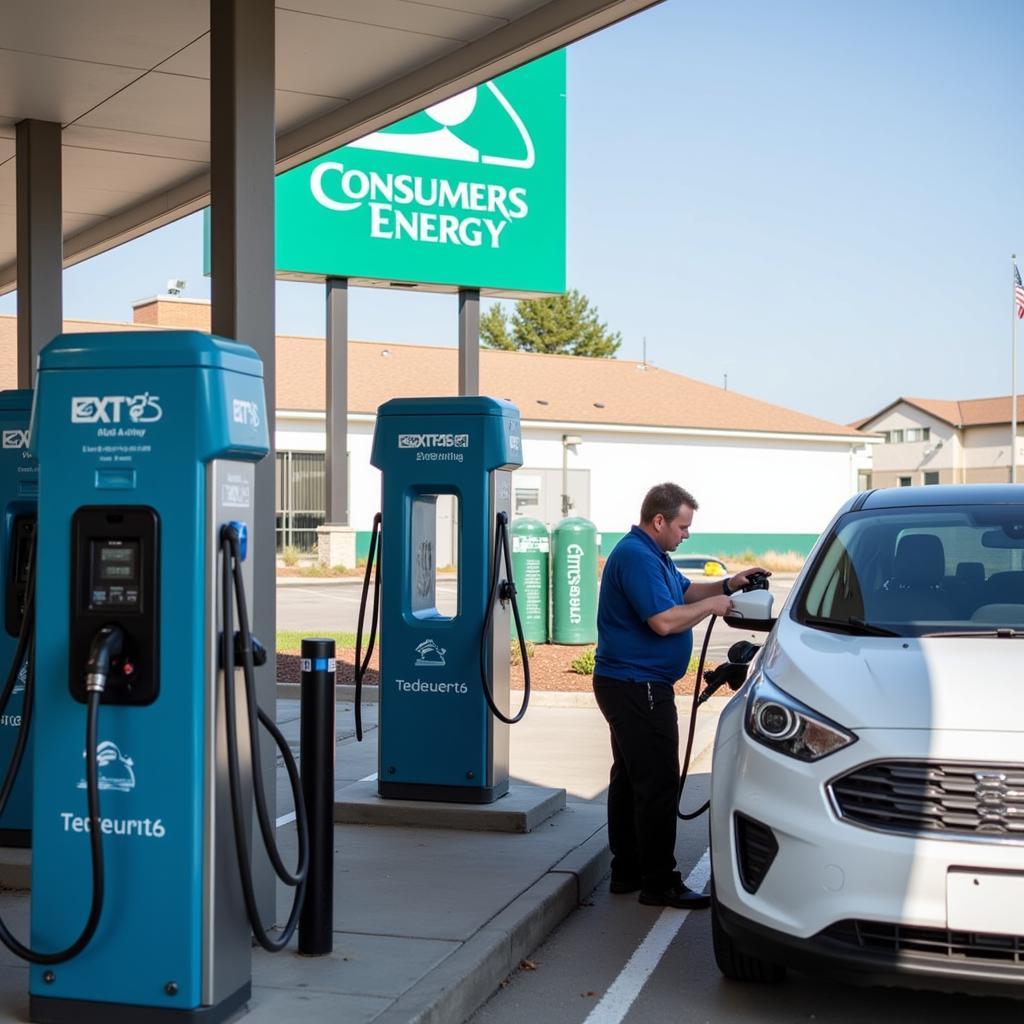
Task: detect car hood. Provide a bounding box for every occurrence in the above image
[759,616,1024,732]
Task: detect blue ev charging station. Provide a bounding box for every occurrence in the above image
[0,389,37,846]
[17,331,307,1023]
[369,397,525,803]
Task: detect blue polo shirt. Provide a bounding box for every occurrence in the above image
[595,525,692,685]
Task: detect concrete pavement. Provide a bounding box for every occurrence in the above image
[0,691,730,1024]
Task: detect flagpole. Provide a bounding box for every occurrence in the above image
[1013,255,1019,485]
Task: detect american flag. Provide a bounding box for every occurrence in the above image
[1016,264,1024,320]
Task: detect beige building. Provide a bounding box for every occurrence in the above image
[852,396,1024,488]
[0,296,868,558]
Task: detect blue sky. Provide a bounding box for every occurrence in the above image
[2,0,1021,424]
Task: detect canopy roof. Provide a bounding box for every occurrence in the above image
[0,0,659,292]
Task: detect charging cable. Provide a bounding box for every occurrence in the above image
[352,512,382,742]
[220,524,309,952]
[480,511,531,725]
[0,557,115,964]
[677,578,769,820]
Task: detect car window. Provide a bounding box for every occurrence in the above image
[797,505,1024,636]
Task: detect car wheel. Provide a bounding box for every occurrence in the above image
[710,888,786,984]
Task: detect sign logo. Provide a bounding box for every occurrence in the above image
[71,394,162,425]
[398,433,469,449]
[415,639,447,667]
[309,85,535,252]
[78,740,136,793]
[232,398,261,429]
[251,51,565,296]
[508,433,521,453]
[1,430,28,450]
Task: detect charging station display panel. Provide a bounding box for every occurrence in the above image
[410,493,459,620]
[70,506,159,705]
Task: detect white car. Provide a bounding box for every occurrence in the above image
[710,484,1024,998]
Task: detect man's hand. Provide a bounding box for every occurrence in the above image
[729,566,771,593]
[705,594,734,617]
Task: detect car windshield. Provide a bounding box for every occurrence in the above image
[796,504,1024,637]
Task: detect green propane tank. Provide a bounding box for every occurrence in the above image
[551,516,598,644]
[510,517,550,643]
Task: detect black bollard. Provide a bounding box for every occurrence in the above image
[299,637,336,955]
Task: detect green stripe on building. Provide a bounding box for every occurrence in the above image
[597,531,819,558]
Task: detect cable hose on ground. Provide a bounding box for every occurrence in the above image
[479,512,531,726]
[220,527,308,953]
[677,614,716,821]
[353,512,382,742]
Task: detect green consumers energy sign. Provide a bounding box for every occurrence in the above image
[262,51,563,296]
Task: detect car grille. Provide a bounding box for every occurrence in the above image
[822,920,1024,965]
[830,761,1024,839]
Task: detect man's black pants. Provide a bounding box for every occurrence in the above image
[593,674,680,893]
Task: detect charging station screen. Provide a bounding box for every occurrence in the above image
[90,540,140,608]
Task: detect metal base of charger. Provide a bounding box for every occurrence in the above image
[31,982,250,1024]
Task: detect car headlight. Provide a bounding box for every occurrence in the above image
[745,675,856,762]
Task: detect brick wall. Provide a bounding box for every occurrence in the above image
[132,297,212,331]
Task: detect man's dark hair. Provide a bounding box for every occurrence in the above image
[640,482,699,524]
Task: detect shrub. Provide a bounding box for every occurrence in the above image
[510,639,536,666]
[570,647,596,674]
[282,546,300,567]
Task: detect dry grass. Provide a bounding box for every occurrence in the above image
[724,549,806,573]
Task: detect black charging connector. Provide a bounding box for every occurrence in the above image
[84,624,125,695]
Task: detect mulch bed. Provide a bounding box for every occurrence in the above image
[277,643,712,696]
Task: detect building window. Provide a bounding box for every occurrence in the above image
[887,429,905,444]
[898,476,912,487]
[923,471,939,485]
[904,428,931,442]
[276,451,325,553]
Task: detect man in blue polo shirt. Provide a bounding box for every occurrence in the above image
[594,482,769,909]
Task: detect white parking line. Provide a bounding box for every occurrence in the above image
[582,849,711,1024]
[276,810,296,828]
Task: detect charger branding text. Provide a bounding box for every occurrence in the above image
[2,430,28,449]
[232,399,261,428]
[398,433,469,449]
[60,813,166,838]
[396,677,468,695]
[71,394,162,424]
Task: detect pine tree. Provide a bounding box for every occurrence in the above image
[480,290,621,357]
[479,304,515,350]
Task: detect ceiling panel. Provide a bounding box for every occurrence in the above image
[161,14,466,101]
[61,212,98,233]
[63,150,201,217]
[62,125,210,164]
[0,51,142,126]
[276,9,462,99]
[275,91,350,135]
[285,0,507,40]
[75,72,209,141]
[401,0,547,16]
[1,0,208,68]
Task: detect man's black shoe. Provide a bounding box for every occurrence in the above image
[609,875,642,895]
[638,884,711,909]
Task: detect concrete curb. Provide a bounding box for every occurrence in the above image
[370,819,609,1024]
[276,574,458,588]
[276,683,734,714]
